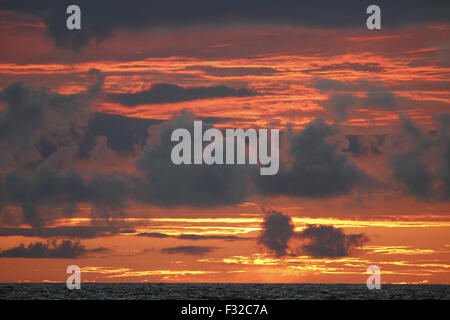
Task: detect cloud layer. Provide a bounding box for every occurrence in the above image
[161,245,215,256]
[108,83,257,106]
[0,240,107,258]
[2,1,449,50]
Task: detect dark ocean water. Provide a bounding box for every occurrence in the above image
[0,283,449,300]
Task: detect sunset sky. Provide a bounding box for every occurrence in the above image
[0,1,449,284]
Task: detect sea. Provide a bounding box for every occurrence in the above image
[0,283,449,300]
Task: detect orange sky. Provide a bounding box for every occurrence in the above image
[0,7,449,284]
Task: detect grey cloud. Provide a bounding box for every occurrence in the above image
[257,210,369,258]
[161,245,215,256]
[137,232,249,240]
[0,240,108,258]
[258,210,295,257]
[322,93,356,122]
[78,112,162,156]
[392,150,434,199]
[135,111,255,207]
[438,113,450,199]
[0,226,134,239]
[312,79,395,98]
[0,74,374,226]
[313,80,358,123]
[304,62,384,73]
[0,81,44,146]
[342,134,386,157]
[362,88,396,108]
[185,66,279,77]
[256,118,370,197]
[313,79,398,121]
[78,113,252,155]
[2,1,449,50]
[312,79,351,91]
[2,166,131,226]
[108,83,257,106]
[0,69,103,170]
[298,224,369,258]
[177,234,250,241]
[137,232,170,238]
[391,114,450,200]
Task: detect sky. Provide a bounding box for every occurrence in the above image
[0,1,449,284]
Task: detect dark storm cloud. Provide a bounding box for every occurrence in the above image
[438,114,450,200]
[392,150,434,199]
[0,79,95,148]
[79,113,162,156]
[0,74,373,226]
[108,83,257,107]
[256,118,370,197]
[2,1,449,50]
[185,66,280,77]
[0,226,134,238]
[38,138,58,159]
[0,240,108,258]
[298,224,369,258]
[0,71,148,226]
[258,210,295,257]
[0,69,103,169]
[135,111,255,207]
[0,76,258,223]
[342,134,386,157]
[2,166,131,226]
[161,245,215,256]
[0,82,44,146]
[390,114,450,200]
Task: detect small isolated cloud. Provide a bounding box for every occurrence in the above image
[0,240,108,258]
[298,224,369,258]
[257,210,295,257]
[108,83,257,106]
[160,245,215,256]
[258,211,369,258]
